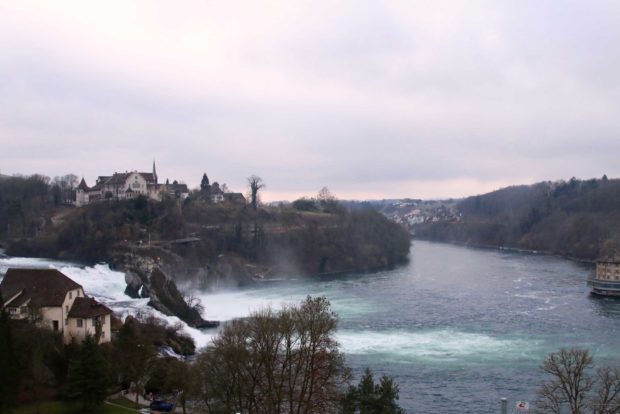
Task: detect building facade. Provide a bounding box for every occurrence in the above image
[588,252,620,296]
[75,162,189,207]
[0,268,113,343]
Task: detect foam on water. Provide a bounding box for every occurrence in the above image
[0,257,218,348]
[196,290,295,321]
[336,329,542,363]
[59,264,128,301]
[0,256,77,275]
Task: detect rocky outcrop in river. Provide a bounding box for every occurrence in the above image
[115,252,218,328]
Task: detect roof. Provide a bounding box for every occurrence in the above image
[210,186,224,195]
[68,297,113,318]
[89,182,104,191]
[139,173,157,183]
[164,183,189,193]
[77,178,90,191]
[226,192,246,202]
[599,251,620,264]
[4,291,30,307]
[106,173,131,185]
[97,176,111,184]
[105,172,157,186]
[0,268,82,307]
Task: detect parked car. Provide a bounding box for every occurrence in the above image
[150,400,175,412]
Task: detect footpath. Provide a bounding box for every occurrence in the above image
[107,391,191,413]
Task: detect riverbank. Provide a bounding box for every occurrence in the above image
[413,237,597,265]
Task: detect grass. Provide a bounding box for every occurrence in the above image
[106,396,142,410]
[13,400,138,414]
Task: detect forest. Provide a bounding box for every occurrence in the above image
[414,176,620,261]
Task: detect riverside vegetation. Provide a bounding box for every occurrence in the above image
[414,176,620,261]
[0,295,408,414]
[3,294,618,413]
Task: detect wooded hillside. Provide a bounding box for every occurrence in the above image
[414,177,620,260]
[3,176,410,282]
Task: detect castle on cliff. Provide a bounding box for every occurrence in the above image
[75,161,189,206]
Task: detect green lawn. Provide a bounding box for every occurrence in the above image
[106,396,142,410]
[13,400,138,414]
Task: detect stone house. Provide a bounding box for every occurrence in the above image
[588,252,620,296]
[0,268,113,344]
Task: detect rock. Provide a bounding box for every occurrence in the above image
[124,270,143,299]
[147,269,214,328]
[113,250,221,328]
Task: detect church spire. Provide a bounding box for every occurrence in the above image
[152,159,157,184]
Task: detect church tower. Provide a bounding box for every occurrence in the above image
[152,160,158,184]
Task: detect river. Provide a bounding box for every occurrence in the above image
[2,241,620,413]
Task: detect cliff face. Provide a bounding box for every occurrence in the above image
[114,252,217,328]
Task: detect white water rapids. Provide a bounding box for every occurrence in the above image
[0,254,538,361]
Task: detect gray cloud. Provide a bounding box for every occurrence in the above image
[0,1,619,200]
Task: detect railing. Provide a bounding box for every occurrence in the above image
[587,278,620,291]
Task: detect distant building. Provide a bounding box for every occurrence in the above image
[209,182,225,203]
[75,161,189,206]
[225,192,246,204]
[588,252,620,296]
[0,268,113,343]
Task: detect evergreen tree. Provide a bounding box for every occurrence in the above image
[342,368,406,414]
[0,296,21,414]
[200,173,210,192]
[65,335,109,412]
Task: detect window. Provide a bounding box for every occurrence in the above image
[77,319,83,328]
[69,291,72,299]
[20,306,27,314]
[8,307,17,314]
[65,319,68,326]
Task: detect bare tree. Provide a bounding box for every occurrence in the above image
[316,186,341,213]
[537,348,620,414]
[247,175,265,210]
[538,348,594,414]
[195,296,348,414]
[184,293,205,315]
[592,367,620,414]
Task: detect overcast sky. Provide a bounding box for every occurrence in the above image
[1,1,619,201]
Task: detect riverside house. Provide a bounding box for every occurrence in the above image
[0,268,113,343]
[588,252,620,296]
